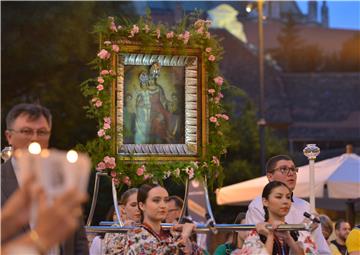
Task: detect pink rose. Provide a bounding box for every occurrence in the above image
[205,47,212,53]
[103,41,111,46]
[129,24,139,38]
[96,161,106,171]
[97,49,111,60]
[208,89,215,95]
[104,156,116,169]
[95,99,102,108]
[218,92,224,98]
[104,117,111,124]
[144,174,151,180]
[209,116,217,123]
[213,76,224,86]
[221,114,229,120]
[214,96,220,104]
[104,135,111,140]
[136,166,144,176]
[103,122,111,130]
[166,31,174,39]
[97,129,105,137]
[208,55,216,61]
[100,70,109,75]
[97,77,104,84]
[95,100,102,108]
[96,84,104,91]
[109,69,114,75]
[112,44,120,52]
[110,171,117,177]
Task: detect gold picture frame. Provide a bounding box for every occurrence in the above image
[112,46,207,161]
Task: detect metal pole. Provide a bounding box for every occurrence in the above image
[257,0,266,175]
[85,223,310,234]
[303,144,320,213]
[86,172,108,226]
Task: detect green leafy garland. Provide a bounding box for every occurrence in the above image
[79,14,230,190]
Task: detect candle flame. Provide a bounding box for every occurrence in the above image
[66,150,78,163]
[28,142,41,155]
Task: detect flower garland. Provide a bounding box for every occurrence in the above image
[79,14,230,189]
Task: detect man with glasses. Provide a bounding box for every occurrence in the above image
[165,195,184,223]
[1,103,89,254]
[245,155,331,254]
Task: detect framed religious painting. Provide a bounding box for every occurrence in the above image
[113,46,207,161]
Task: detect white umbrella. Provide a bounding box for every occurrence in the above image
[216,152,360,209]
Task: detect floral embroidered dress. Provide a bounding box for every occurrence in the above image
[125,223,204,255]
[103,224,128,255]
[231,229,318,255]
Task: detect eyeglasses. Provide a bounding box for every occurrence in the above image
[271,166,299,175]
[8,128,51,137]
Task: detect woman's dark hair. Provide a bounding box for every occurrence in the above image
[137,183,160,222]
[119,188,138,206]
[262,181,291,221]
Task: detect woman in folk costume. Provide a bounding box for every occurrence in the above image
[232,181,318,255]
[125,183,204,255]
[102,188,141,254]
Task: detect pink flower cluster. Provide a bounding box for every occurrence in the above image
[129,24,139,38]
[177,31,190,44]
[100,69,114,76]
[213,76,224,86]
[98,117,111,140]
[216,113,230,121]
[92,97,102,108]
[96,156,116,171]
[112,44,120,53]
[97,49,111,60]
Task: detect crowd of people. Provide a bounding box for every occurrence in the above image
[1,103,360,255]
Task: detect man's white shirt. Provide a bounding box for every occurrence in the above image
[245,195,331,254]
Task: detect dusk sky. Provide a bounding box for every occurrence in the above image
[296,0,360,30]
